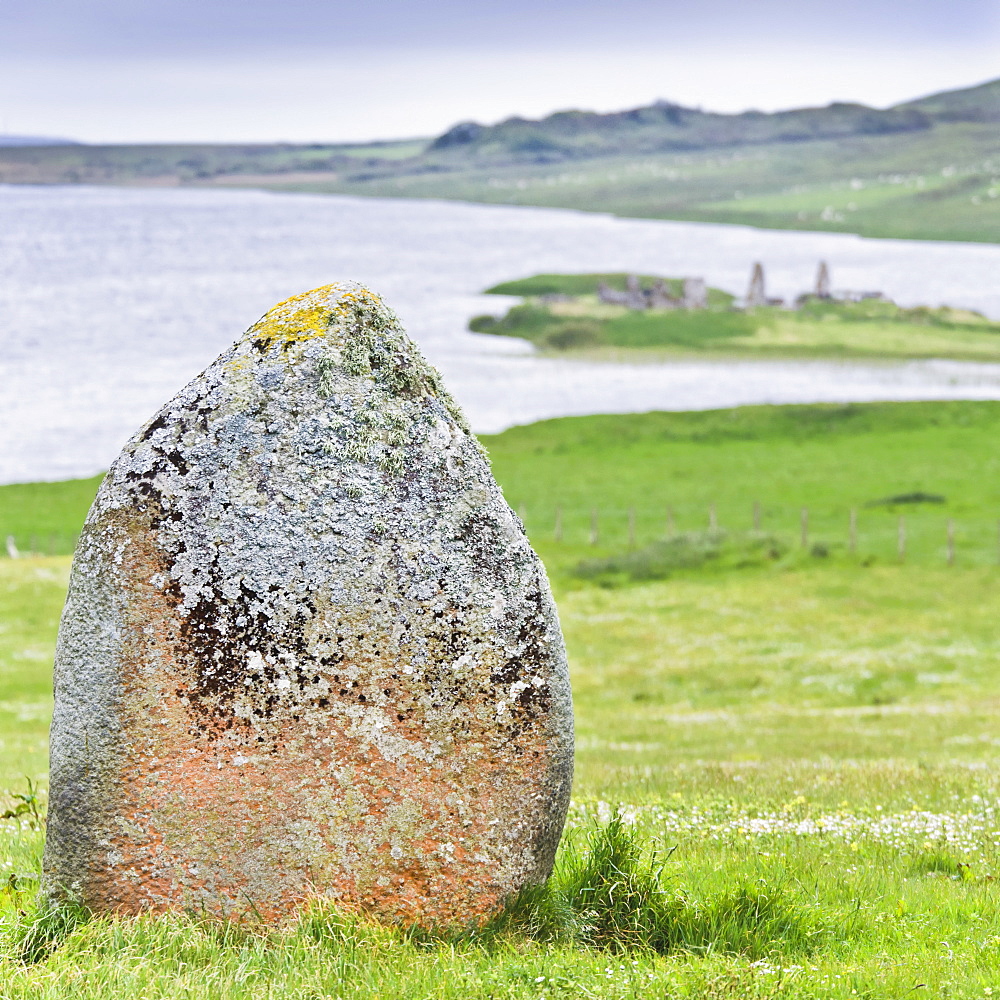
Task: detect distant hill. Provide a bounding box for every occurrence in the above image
[324,75,999,244]
[428,77,998,163]
[0,139,427,184]
[0,135,78,147]
[896,77,1000,123]
[0,77,997,245]
[430,102,931,161]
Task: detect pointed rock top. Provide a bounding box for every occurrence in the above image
[45,283,573,925]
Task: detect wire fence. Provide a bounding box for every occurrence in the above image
[511,501,1000,568]
[5,504,1000,568]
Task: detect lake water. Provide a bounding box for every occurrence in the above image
[3,184,1000,484]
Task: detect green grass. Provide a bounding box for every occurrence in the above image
[258,121,1000,245]
[472,274,1000,360]
[0,558,66,785]
[487,401,1000,564]
[486,273,674,297]
[0,475,103,556]
[0,140,429,184]
[7,401,1000,995]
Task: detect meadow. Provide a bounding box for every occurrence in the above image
[252,121,1000,246]
[471,273,1000,361]
[4,401,1000,996]
[3,92,998,245]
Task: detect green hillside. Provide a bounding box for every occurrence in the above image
[427,100,932,161]
[5,400,1000,571]
[0,138,426,185]
[423,80,1000,165]
[212,75,1000,244]
[275,120,1000,244]
[2,78,998,243]
[482,400,1000,576]
[899,76,1000,122]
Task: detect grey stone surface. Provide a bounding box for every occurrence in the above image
[44,282,574,924]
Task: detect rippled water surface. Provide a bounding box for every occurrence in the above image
[4,185,1000,483]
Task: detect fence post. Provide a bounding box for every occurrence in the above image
[947,519,955,566]
[897,515,906,562]
[590,509,599,546]
[554,506,563,542]
[667,506,675,537]
[518,505,527,526]
[628,507,636,549]
[5,535,18,559]
[753,500,761,532]
[800,508,809,549]
[849,508,857,554]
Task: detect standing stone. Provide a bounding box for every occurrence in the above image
[597,281,630,306]
[624,274,648,310]
[681,277,707,310]
[815,261,832,299]
[44,283,574,924]
[745,262,766,308]
[647,280,678,310]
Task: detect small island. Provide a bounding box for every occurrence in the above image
[470,268,1000,362]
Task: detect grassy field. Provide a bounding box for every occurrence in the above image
[3,99,998,245]
[0,139,428,185]
[4,401,1000,995]
[247,121,1000,245]
[0,475,104,557]
[471,273,1000,361]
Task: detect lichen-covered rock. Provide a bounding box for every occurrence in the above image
[44,283,573,924]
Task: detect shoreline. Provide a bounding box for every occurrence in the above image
[5,185,1000,484]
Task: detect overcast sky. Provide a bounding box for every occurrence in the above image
[1,0,997,143]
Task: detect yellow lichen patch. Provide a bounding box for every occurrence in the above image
[246,283,388,353]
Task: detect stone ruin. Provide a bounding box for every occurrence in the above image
[592,262,887,314]
[792,261,889,308]
[745,262,767,308]
[743,262,793,309]
[597,274,708,311]
[44,283,574,925]
[681,277,707,310]
[814,261,831,299]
